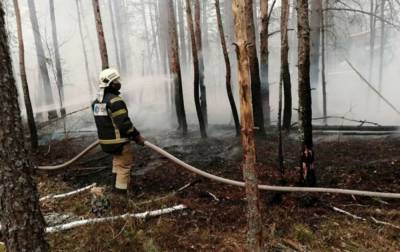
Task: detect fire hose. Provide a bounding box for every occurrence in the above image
[37,141,400,199]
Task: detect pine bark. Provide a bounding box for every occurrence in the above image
[92,0,109,70]
[232,0,263,250]
[194,0,208,127]
[13,0,38,150]
[49,0,66,117]
[281,0,292,130]
[76,0,95,97]
[0,3,49,250]
[167,0,188,135]
[27,0,58,120]
[244,0,265,135]
[297,0,313,149]
[186,0,207,138]
[215,0,240,136]
[259,0,271,126]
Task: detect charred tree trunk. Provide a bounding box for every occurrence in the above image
[0,4,49,250]
[108,0,121,70]
[216,0,240,136]
[259,0,270,126]
[232,0,264,250]
[92,0,109,69]
[49,0,66,117]
[186,0,207,138]
[297,0,313,149]
[321,0,327,125]
[13,0,38,150]
[177,0,187,66]
[27,0,58,120]
[76,0,95,97]
[244,0,265,135]
[281,0,292,131]
[194,0,208,127]
[167,0,188,135]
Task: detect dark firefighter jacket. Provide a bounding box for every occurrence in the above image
[92,89,139,154]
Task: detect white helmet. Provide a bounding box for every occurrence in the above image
[99,68,120,88]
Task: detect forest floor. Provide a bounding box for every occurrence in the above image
[33,126,400,251]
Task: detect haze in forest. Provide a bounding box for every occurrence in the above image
[4,0,400,134]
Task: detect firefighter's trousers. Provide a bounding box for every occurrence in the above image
[112,143,134,190]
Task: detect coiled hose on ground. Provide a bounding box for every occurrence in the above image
[37,140,400,199]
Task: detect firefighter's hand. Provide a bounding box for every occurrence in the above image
[133,135,145,146]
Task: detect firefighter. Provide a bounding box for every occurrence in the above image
[92,68,144,194]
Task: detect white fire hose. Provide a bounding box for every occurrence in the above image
[37,140,400,199]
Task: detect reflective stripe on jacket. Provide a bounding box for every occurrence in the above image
[92,90,138,154]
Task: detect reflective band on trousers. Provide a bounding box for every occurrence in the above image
[99,138,129,144]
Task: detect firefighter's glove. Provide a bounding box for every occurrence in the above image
[133,135,145,146]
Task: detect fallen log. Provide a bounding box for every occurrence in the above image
[45,204,187,233]
[40,183,96,201]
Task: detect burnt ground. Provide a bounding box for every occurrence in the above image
[33,127,400,251]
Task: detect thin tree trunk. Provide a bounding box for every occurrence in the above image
[368,0,376,83]
[149,2,161,73]
[260,0,271,126]
[76,0,95,97]
[0,3,49,250]
[141,0,153,75]
[167,0,188,135]
[310,0,322,114]
[298,0,313,149]
[245,0,265,135]
[13,0,38,150]
[186,0,207,138]
[108,0,121,70]
[27,0,58,120]
[92,0,109,70]
[202,0,209,49]
[378,0,386,108]
[232,0,263,250]
[113,0,128,75]
[194,0,208,127]
[49,0,66,117]
[321,0,327,125]
[177,0,187,66]
[278,60,284,175]
[215,0,240,136]
[281,0,292,130]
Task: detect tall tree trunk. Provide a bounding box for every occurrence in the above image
[49,0,66,117]
[216,0,240,136]
[27,0,58,120]
[113,0,129,75]
[149,2,161,73]
[141,0,153,75]
[194,0,208,127]
[186,0,207,138]
[92,0,109,70]
[297,0,313,149]
[309,0,322,114]
[245,0,265,135]
[167,0,188,135]
[259,0,271,126]
[0,3,49,250]
[321,0,327,125]
[377,0,386,108]
[281,0,292,130]
[201,0,209,49]
[368,0,376,83]
[108,0,121,70]
[232,1,263,250]
[76,0,95,97]
[13,0,38,150]
[177,0,187,66]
